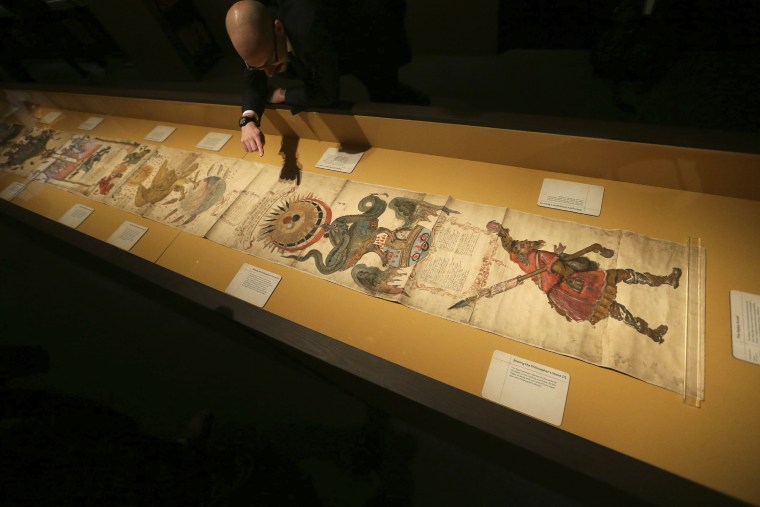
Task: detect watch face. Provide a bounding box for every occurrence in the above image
[239,115,258,127]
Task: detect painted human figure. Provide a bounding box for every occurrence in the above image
[486,221,681,343]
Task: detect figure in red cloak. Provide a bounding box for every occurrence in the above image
[487,221,681,343]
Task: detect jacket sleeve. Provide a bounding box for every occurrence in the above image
[242,67,268,118]
[283,16,341,108]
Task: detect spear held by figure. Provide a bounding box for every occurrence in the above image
[449,243,615,310]
[450,220,682,344]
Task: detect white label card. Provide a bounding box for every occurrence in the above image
[196,132,232,151]
[225,263,282,308]
[58,204,94,229]
[78,116,104,131]
[144,125,176,142]
[538,178,604,216]
[482,351,570,426]
[1,181,26,201]
[730,290,760,365]
[315,147,364,173]
[39,111,62,124]
[106,221,148,251]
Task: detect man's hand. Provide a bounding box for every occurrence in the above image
[268,87,286,104]
[241,122,265,156]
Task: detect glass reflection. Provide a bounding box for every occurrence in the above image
[0,0,758,143]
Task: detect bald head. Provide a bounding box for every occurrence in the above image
[226,0,273,62]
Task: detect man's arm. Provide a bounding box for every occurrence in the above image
[283,45,340,108]
[272,0,341,108]
[241,67,268,156]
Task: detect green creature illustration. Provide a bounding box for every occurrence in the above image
[280,193,458,296]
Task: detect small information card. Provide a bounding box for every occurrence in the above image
[0,181,26,201]
[196,132,232,151]
[58,203,94,229]
[316,147,364,173]
[39,111,62,124]
[482,350,570,426]
[538,178,604,216]
[145,125,176,142]
[225,263,282,308]
[730,290,760,365]
[78,116,104,131]
[106,221,148,251]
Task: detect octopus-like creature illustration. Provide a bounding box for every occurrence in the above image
[266,193,457,295]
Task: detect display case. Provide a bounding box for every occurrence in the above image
[2,87,759,505]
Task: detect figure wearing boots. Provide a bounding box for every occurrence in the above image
[487,221,681,343]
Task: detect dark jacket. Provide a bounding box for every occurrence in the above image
[242,0,411,116]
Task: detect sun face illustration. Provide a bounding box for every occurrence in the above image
[259,195,332,252]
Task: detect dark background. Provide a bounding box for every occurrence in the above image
[1,0,759,139]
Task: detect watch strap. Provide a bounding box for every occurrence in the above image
[239,111,260,128]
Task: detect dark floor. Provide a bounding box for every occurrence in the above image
[0,208,651,505]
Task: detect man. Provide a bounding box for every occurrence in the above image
[486,221,682,343]
[225,0,425,156]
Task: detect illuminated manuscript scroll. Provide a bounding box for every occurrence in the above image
[2,126,704,400]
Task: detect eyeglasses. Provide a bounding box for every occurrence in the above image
[243,23,278,71]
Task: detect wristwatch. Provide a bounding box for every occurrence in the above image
[239,113,260,128]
